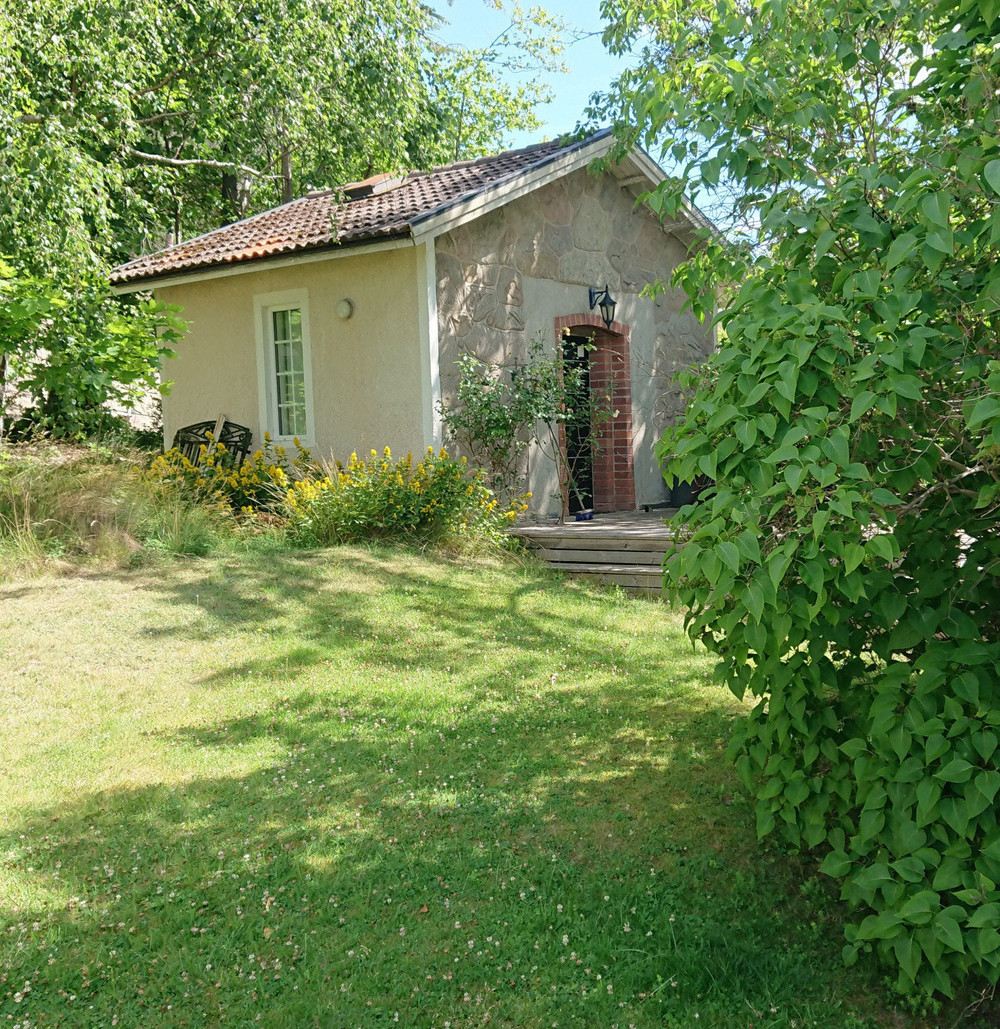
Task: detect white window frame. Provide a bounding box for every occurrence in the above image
[253,288,315,447]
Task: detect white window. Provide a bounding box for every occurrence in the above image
[254,289,314,444]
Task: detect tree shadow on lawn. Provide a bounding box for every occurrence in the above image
[118,548,686,697]
[2,694,887,1025]
[0,550,895,1026]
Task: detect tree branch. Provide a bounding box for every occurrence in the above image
[897,465,989,518]
[137,110,195,126]
[126,148,276,179]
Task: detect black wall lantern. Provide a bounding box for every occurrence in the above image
[589,284,617,329]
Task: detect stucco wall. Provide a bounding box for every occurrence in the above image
[435,166,713,516]
[156,245,426,462]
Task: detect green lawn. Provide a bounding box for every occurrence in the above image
[1,548,906,1027]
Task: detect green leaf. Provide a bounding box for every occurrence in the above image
[920,191,950,228]
[735,420,758,447]
[916,778,941,827]
[784,463,806,491]
[976,770,1000,803]
[815,228,838,258]
[866,533,896,562]
[932,912,965,953]
[984,159,1000,196]
[856,909,903,940]
[844,543,865,574]
[935,758,976,784]
[894,934,922,983]
[851,862,894,894]
[717,541,740,573]
[820,850,852,877]
[850,390,876,422]
[969,903,1000,929]
[926,735,950,762]
[886,233,918,269]
[968,396,1000,430]
[744,582,764,623]
[898,889,940,925]
[802,558,826,595]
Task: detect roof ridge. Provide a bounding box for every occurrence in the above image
[406,135,567,181]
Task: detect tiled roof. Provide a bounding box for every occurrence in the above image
[111,131,611,286]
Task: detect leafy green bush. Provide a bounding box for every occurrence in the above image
[441,336,616,509]
[284,446,527,546]
[0,257,185,440]
[605,0,1000,1000]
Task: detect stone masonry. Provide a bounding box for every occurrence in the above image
[435,163,713,511]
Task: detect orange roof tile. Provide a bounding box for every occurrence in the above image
[111,132,609,286]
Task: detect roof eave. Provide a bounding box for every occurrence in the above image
[110,232,415,294]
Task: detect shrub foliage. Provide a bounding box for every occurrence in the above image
[441,336,615,509]
[602,0,1000,997]
[285,447,526,546]
[148,437,308,512]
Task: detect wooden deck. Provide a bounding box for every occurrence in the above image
[511,510,681,595]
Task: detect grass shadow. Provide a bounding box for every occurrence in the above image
[0,548,905,1028]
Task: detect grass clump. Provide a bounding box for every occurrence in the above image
[0,549,945,1028]
[0,442,256,578]
[0,440,525,582]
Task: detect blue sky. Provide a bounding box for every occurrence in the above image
[432,0,632,148]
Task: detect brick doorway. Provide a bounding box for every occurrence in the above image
[554,314,634,515]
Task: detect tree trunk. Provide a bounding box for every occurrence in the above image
[281,147,293,204]
[222,170,240,218]
[0,352,7,441]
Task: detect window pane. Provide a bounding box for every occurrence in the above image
[270,305,307,438]
[272,309,289,341]
[279,402,306,437]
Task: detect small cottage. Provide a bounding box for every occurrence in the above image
[111,128,713,517]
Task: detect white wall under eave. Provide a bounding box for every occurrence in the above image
[156,245,427,463]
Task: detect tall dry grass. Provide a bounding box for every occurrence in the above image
[0,442,244,579]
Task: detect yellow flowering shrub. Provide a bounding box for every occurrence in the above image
[285,446,529,545]
[148,435,313,512]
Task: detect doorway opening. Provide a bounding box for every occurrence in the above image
[561,333,594,515]
[554,315,635,516]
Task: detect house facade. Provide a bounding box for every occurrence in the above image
[111,129,713,517]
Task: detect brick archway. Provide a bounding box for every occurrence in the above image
[553,313,634,514]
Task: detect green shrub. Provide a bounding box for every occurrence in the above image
[609,0,1000,1000]
[147,435,311,512]
[284,446,527,546]
[441,336,617,509]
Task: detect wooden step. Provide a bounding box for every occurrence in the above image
[536,547,666,566]
[522,534,674,553]
[558,563,666,594]
[509,512,678,595]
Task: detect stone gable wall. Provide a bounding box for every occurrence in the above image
[435,165,713,514]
